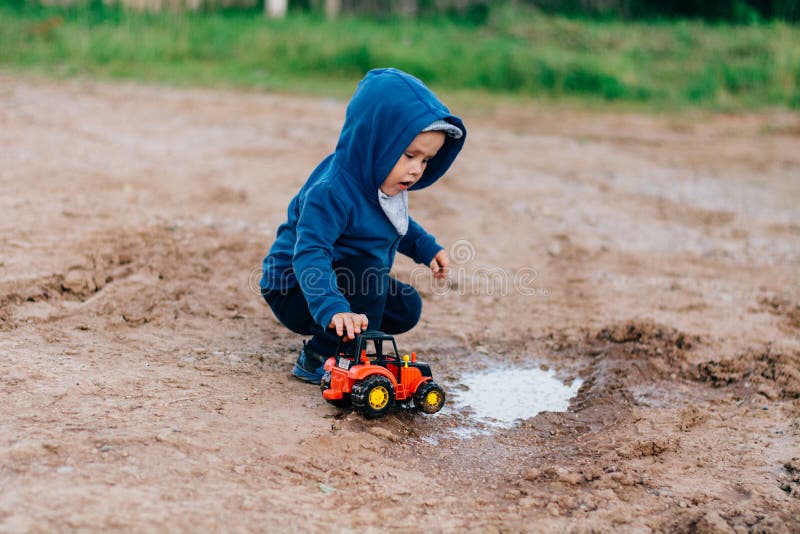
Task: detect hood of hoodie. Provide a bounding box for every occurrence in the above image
[333,68,467,200]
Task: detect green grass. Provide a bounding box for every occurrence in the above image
[2,1,799,110]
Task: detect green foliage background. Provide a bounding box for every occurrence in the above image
[519,0,800,23]
[1,1,799,110]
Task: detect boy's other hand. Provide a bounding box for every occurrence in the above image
[430,249,450,280]
[329,312,369,341]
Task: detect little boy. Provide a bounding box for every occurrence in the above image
[259,68,466,384]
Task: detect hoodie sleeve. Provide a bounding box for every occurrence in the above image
[293,185,351,328]
[398,216,443,266]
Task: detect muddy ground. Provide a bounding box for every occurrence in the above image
[1,75,799,532]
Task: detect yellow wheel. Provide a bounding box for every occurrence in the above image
[352,375,395,419]
[368,386,390,410]
[414,381,445,414]
[425,389,442,407]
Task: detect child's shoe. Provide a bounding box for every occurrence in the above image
[291,341,327,384]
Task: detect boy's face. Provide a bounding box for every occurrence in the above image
[380,131,446,197]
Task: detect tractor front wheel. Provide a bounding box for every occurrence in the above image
[413,381,445,414]
[352,375,395,419]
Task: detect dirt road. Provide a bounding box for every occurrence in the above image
[1,75,799,532]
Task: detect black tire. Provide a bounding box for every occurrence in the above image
[413,381,445,414]
[351,374,395,419]
[320,371,350,408]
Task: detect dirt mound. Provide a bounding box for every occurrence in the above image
[597,319,699,351]
[695,347,800,399]
[782,458,800,499]
[1,225,257,330]
[587,321,800,400]
[0,273,64,325]
[760,294,800,332]
[1,227,181,328]
[566,321,701,416]
[663,509,794,534]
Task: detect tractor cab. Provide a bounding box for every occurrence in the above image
[336,330,432,378]
[350,332,399,364]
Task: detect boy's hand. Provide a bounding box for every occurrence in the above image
[429,249,450,280]
[329,312,369,341]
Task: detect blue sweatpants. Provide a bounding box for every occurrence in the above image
[261,257,422,356]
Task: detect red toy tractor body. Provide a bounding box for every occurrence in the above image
[321,330,446,419]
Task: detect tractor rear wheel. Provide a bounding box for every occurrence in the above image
[413,381,445,414]
[352,375,395,419]
[320,371,350,408]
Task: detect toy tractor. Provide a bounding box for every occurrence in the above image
[320,330,446,419]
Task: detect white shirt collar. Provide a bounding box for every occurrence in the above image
[377,190,408,235]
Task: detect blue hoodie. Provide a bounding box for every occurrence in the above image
[260,68,467,328]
